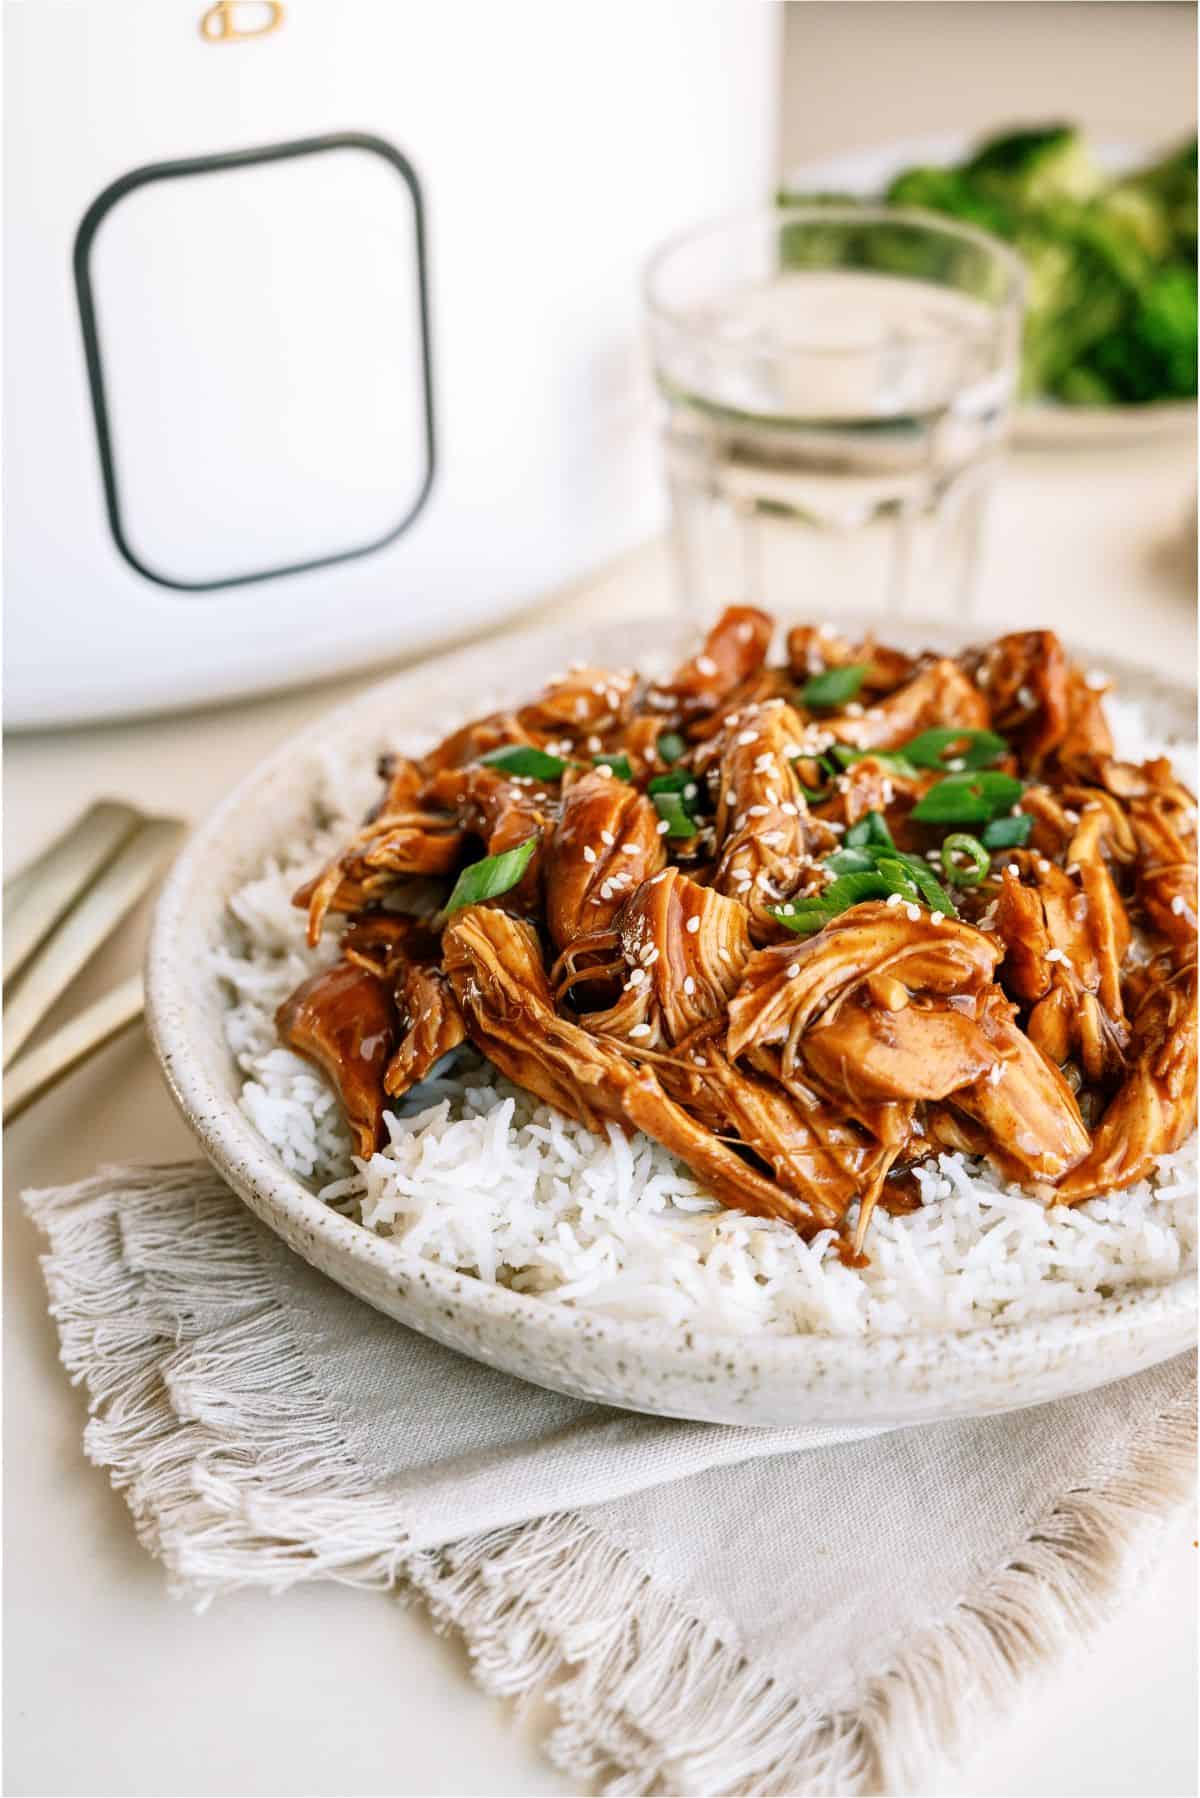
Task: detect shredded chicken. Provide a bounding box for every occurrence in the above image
[277,608,1197,1259]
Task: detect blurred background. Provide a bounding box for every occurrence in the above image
[782,2,1196,166]
[5,0,1196,735]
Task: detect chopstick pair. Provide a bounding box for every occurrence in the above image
[3,801,186,1122]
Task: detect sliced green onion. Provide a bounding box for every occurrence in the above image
[911,771,1024,826]
[900,727,1007,771]
[824,847,878,874]
[845,809,894,850]
[879,848,958,917]
[981,813,1033,849]
[798,782,832,804]
[875,856,923,899]
[652,791,697,838]
[479,745,570,779]
[445,836,538,914]
[826,744,921,779]
[592,753,633,781]
[940,832,990,887]
[800,664,869,710]
[657,731,686,764]
[771,870,896,935]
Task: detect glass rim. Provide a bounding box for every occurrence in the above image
[643,201,1027,353]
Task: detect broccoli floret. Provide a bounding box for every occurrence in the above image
[1014,213,1137,396]
[966,124,1103,209]
[1136,136,1198,260]
[884,166,1016,238]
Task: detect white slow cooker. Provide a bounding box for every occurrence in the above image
[4,0,779,727]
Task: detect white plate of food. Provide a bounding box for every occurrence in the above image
[783,127,1198,447]
[146,607,1196,1428]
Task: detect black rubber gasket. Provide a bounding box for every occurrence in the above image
[73,131,436,593]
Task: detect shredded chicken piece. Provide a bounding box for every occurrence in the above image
[543,771,666,950]
[828,659,990,750]
[973,630,1069,768]
[443,904,829,1233]
[559,867,752,1047]
[727,902,1002,1076]
[1055,957,1197,1200]
[646,605,773,720]
[276,962,396,1158]
[708,702,836,928]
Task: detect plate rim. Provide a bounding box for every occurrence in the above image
[144,612,1197,1413]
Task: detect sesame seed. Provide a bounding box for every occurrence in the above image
[886,893,904,908]
[643,945,660,964]
[780,903,796,916]
[1064,809,1080,824]
[586,734,603,752]
[1171,895,1187,915]
[684,783,698,800]
[683,975,696,995]
[930,911,944,925]
[1017,684,1036,708]
[686,916,700,934]
[599,882,613,899]
[629,1022,652,1039]
[737,730,759,747]
[1045,947,1066,963]
[595,764,613,778]
[988,1062,1005,1085]
[598,829,614,846]
[737,622,754,642]
[844,702,864,717]
[582,845,597,863]
[755,871,773,889]
[912,1118,925,1136]
[620,842,639,854]
[786,961,801,979]
[905,904,921,922]
[693,1055,708,1067]
[591,680,607,696]
[696,655,718,677]
[656,818,670,834]
[1006,863,1020,878]
[628,967,647,985]
[762,830,785,847]
[748,803,769,817]
[781,801,798,817]
[765,788,779,805]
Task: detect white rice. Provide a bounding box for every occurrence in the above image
[214,704,1197,1337]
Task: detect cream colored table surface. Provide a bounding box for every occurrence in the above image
[5,444,1197,1797]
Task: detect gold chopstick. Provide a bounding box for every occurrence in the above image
[2,813,184,1070]
[3,800,142,984]
[3,974,145,1124]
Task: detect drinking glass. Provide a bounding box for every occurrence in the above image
[643,205,1025,625]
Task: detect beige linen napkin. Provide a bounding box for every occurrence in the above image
[25,1162,1196,1798]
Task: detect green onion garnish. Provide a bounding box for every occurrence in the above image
[479,745,570,779]
[800,664,869,710]
[593,753,633,781]
[900,727,1007,772]
[940,833,990,887]
[825,744,921,779]
[771,870,901,935]
[772,845,957,935]
[824,847,878,874]
[981,814,1033,849]
[798,782,832,804]
[911,771,1024,826]
[652,791,697,838]
[444,836,538,914]
[844,809,894,850]
[657,731,686,764]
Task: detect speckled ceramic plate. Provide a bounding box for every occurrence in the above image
[785,133,1198,449]
[145,615,1197,1428]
